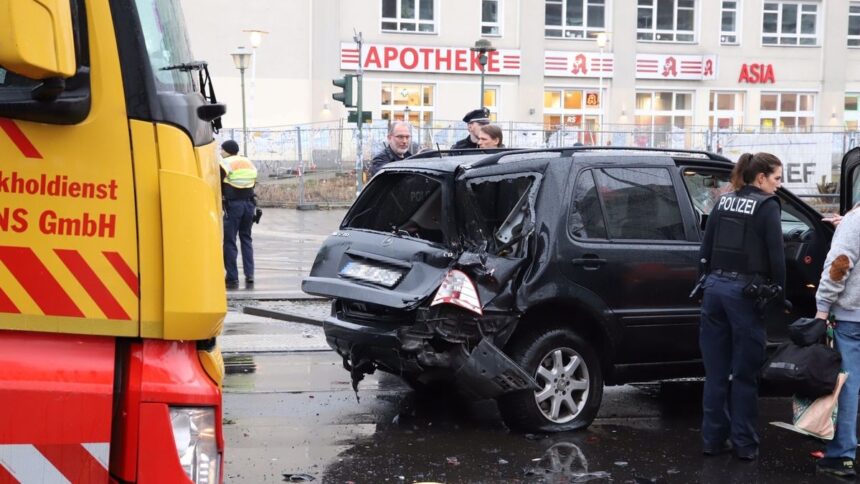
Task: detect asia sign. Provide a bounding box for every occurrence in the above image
[738,63,775,84]
[635,54,717,80]
[340,43,521,75]
[544,51,614,78]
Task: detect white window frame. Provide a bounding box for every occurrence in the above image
[380,0,437,34]
[544,0,608,40]
[758,91,816,131]
[720,1,740,45]
[633,90,694,148]
[761,1,819,46]
[637,0,696,43]
[481,0,503,36]
[708,91,745,130]
[849,2,860,47]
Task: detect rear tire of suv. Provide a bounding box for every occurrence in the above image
[498,328,603,432]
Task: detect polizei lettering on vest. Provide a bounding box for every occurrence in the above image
[717,196,757,215]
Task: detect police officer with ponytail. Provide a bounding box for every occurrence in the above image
[698,152,785,461]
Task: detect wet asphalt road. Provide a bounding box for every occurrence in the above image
[223,209,839,483]
[223,350,838,484]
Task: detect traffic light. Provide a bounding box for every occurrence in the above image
[332,75,355,108]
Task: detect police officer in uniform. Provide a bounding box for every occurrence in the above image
[220,140,258,289]
[698,152,785,460]
[451,108,490,149]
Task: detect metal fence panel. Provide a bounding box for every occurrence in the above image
[217,122,851,207]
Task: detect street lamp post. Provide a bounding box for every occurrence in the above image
[243,29,268,128]
[231,47,252,156]
[596,33,608,146]
[470,39,496,110]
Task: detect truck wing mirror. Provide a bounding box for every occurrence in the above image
[197,103,226,122]
[0,0,76,79]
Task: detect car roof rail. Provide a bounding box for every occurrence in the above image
[408,147,514,160]
[467,145,731,169]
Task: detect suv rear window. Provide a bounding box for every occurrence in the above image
[343,173,445,243]
[461,175,536,255]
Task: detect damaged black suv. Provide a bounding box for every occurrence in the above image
[303,146,834,432]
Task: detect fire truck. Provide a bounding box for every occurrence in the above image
[0,0,226,482]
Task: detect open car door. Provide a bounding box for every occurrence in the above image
[840,147,860,213]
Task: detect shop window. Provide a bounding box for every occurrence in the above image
[759,92,815,131]
[381,83,434,125]
[484,87,499,121]
[543,88,602,144]
[845,94,860,130]
[708,92,745,130]
[634,91,693,148]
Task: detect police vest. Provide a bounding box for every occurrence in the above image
[709,188,778,276]
[220,155,257,189]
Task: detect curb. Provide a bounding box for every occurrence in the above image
[242,305,326,327]
[227,293,326,302]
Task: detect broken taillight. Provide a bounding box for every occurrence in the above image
[430,269,482,315]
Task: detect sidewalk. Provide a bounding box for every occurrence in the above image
[221,208,345,353]
[226,207,346,299]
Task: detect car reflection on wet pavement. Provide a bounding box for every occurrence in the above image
[223,351,833,484]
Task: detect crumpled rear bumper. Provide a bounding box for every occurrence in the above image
[323,312,537,398]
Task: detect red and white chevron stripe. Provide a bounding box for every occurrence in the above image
[0,443,109,483]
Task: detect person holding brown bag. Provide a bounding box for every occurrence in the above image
[814,203,860,478]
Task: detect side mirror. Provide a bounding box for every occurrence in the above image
[0,0,76,79]
[197,103,226,122]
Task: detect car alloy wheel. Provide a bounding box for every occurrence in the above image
[533,346,590,423]
[497,327,603,432]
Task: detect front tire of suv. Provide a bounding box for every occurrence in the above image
[498,328,603,432]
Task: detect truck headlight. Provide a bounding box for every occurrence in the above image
[170,407,220,484]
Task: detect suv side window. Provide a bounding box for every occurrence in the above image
[569,170,608,239]
[681,170,733,217]
[593,167,685,241]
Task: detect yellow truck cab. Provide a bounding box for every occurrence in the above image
[0,0,226,482]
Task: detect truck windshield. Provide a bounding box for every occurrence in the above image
[135,0,195,92]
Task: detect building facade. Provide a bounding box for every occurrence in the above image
[184,0,860,135]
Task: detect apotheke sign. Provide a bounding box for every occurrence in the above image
[544,51,614,78]
[635,54,717,80]
[340,42,521,75]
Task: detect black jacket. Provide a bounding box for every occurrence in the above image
[370,145,412,176]
[451,136,478,150]
[699,185,785,288]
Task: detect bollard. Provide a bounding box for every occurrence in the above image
[296,125,318,210]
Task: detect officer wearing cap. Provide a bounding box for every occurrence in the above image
[451,108,490,149]
[220,140,258,289]
[697,152,785,461]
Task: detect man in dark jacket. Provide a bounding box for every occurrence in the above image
[451,107,490,149]
[370,121,413,176]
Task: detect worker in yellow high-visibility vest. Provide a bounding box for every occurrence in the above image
[220,140,258,289]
